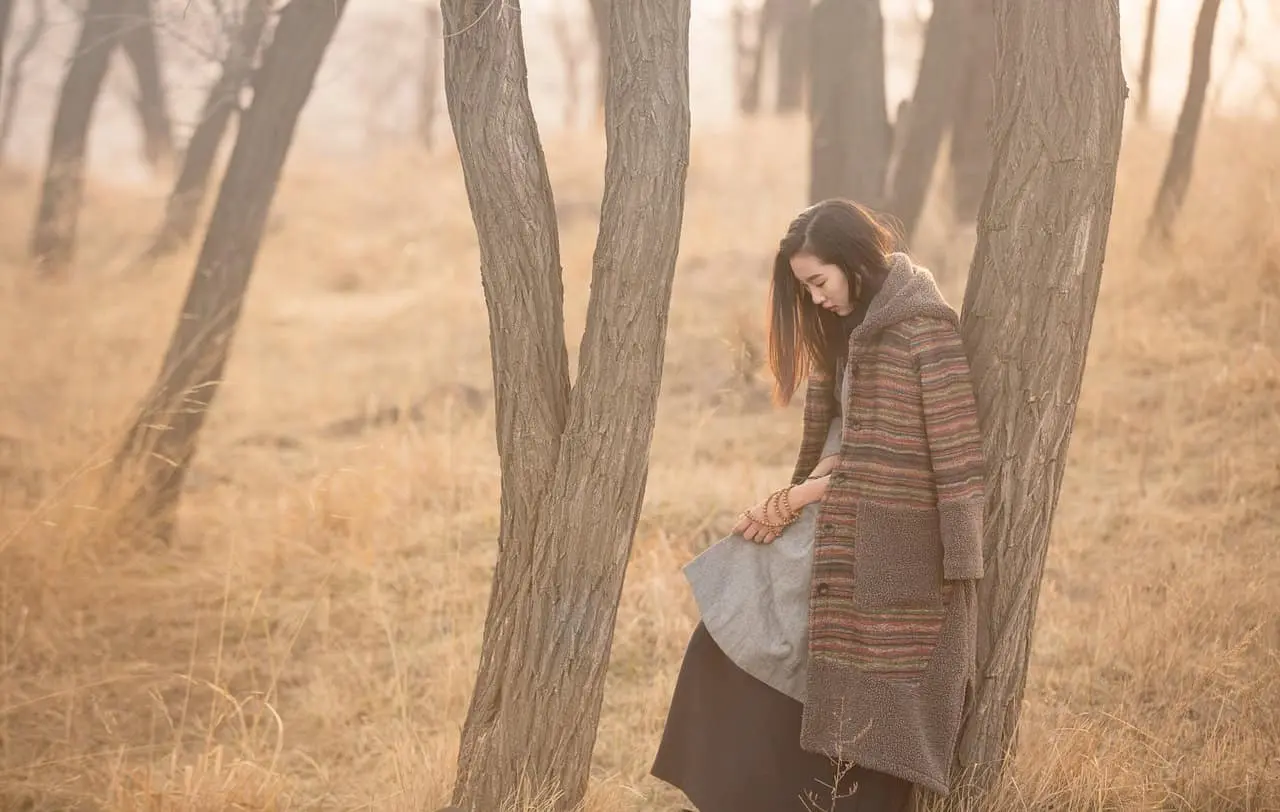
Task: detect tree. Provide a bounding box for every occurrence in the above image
[110,0,347,544]
[1145,0,1222,247]
[146,0,273,258]
[885,0,973,241]
[1136,0,1159,123]
[948,0,995,227]
[439,0,690,808]
[29,0,128,272]
[774,0,807,113]
[951,0,1127,797]
[120,0,173,169]
[0,1,12,96]
[0,0,49,164]
[808,0,890,206]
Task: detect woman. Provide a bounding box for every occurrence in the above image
[651,199,987,812]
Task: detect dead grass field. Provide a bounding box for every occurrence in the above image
[0,115,1277,811]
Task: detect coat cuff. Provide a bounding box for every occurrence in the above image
[940,499,985,581]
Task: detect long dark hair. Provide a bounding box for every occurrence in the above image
[767,199,896,406]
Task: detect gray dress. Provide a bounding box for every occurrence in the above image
[682,371,847,702]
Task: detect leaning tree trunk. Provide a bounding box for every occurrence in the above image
[442,0,691,809]
[146,0,272,258]
[774,0,807,113]
[1136,0,1159,123]
[1145,0,1221,247]
[808,0,890,206]
[885,0,973,242]
[950,0,1127,798]
[29,0,126,272]
[948,0,995,226]
[120,0,173,169]
[111,0,347,544]
[0,0,48,164]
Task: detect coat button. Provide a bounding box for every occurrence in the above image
[816,583,830,596]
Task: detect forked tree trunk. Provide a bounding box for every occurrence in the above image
[808,0,890,206]
[120,0,173,169]
[1145,0,1221,247]
[418,4,442,145]
[885,0,972,241]
[147,0,272,258]
[29,0,127,272]
[948,0,995,226]
[950,0,1127,798]
[441,0,691,809]
[1136,0,1159,123]
[0,0,48,164]
[774,0,807,113]
[111,0,347,544]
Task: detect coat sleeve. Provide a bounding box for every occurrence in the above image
[912,319,986,581]
[790,368,837,486]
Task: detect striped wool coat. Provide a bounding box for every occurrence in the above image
[792,254,986,795]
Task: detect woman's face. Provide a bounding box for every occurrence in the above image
[790,252,853,317]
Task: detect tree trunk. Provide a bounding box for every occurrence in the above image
[950,0,1127,797]
[146,0,272,258]
[111,0,347,544]
[28,0,127,272]
[731,1,769,116]
[808,0,890,206]
[441,0,691,809]
[120,0,173,169]
[885,0,973,242]
[418,4,442,147]
[0,0,13,98]
[1136,0,1159,123]
[774,0,807,113]
[0,0,48,164]
[948,0,995,226]
[588,0,610,120]
[1145,0,1221,247]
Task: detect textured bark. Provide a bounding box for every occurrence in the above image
[950,0,1127,797]
[112,0,346,544]
[886,0,972,241]
[119,0,173,169]
[774,0,807,113]
[1145,0,1221,247]
[808,0,890,206]
[0,0,47,163]
[29,0,127,271]
[1136,0,1159,123]
[442,1,690,809]
[948,0,995,226]
[148,0,272,258]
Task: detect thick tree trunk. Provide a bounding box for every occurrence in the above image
[886,0,973,241]
[442,1,691,809]
[418,4,442,146]
[29,0,126,272]
[948,0,995,226]
[950,0,1127,797]
[1145,0,1221,247]
[111,0,347,544]
[1136,0,1159,123]
[774,0,807,113]
[0,0,48,163]
[808,0,890,206]
[120,0,173,169]
[588,0,610,120]
[147,0,272,258]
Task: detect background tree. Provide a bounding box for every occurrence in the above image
[773,0,807,113]
[110,0,348,544]
[1145,0,1223,247]
[120,0,173,169]
[440,0,690,808]
[808,0,890,205]
[147,0,274,258]
[0,0,12,96]
[951,0,1127,797]
[1136,0,1160,123]
[948,0,995,227]
[419,3,442,145]
[0,0,47,164]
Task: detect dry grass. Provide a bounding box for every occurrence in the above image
[0,115,1277,811]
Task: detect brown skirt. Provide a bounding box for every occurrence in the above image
[651,622,914,812]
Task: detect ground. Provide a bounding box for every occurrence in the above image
[0,116,1277,811]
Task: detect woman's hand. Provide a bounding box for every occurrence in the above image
[732,495,784,543]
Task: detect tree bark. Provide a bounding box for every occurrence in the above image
[950,0,1127,797]
[808,0,890,206]
[111,0,347,544]
[119,0,173,169]
[29,0,127,272]
[886,0,973,241]
[0,0,48,164]
[1136,0,1159,123]
[418,3,442,146]
[442,0,691,809]
[948,0,995,226]
[146,0,272,258]
[774,0,807,113]
[1145,0,1221,247]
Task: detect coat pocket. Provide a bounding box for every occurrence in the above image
[852,503,946,609]
[808,580,951,684]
